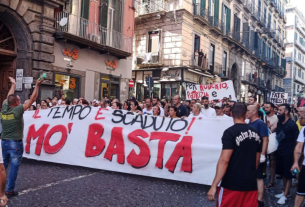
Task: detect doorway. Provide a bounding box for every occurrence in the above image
[0,20,17,109]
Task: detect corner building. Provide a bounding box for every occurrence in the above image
[132,0,286,102]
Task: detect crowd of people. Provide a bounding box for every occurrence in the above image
[1,76,305,207]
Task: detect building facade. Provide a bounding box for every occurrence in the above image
[284,5,305,104]
[132,0,286,102]
[0,0,134,105]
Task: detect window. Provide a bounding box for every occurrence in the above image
[210,0,215,16]
[55,74,80,101]
[148,31,161,63]
[100,74,120,100]
[273,20,276,30]
[148,31,160,53]
[242,61,245,76]
[223,51,227,76]
[193,34,201,66]
[209,44,215,72]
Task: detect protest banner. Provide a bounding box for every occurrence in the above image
[270,92,288,104]
[23,106,234,185]
[185,80,237,101]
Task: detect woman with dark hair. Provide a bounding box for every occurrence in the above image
[29,105,36,111]
[123,101,131,110]
[168,106,178,118]
[130,100,142,114]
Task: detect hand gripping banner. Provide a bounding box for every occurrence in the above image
[23,106,234,185]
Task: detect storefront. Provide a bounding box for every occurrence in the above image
[132,67,212,101]
[51,41,132,101]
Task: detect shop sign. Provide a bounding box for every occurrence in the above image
[62,48,79,60]
[105,60,117,71]
[69,78,77,90]
[16,69,23,91]
[162,70,180,80]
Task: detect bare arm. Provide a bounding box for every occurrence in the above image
[270,122,277,133]
[23,79,43,111]
[0,165,8,207]
[207,149,233,201]
[291,142,303,172]
[256,152,261,169]
[261,136,269,155]
[6,77,16,99]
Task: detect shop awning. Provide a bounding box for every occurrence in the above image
[188,69,214,78]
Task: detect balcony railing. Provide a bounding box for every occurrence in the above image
[55,12,133,53]
[294,75,305,85]
[294,57,305,69]
[136,0,167,16]
[193,4,209,22]
[243,0,252,13]
[209,17,223,32]
[295,40,305,53]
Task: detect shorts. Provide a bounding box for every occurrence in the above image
[297,166,305,196]
[276,154,294,179]
[256,163,264,179]
[268,151,277,161]
[217,187,258,207]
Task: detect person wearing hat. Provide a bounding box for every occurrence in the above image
[92,99,99,107]
[215,102,228,117]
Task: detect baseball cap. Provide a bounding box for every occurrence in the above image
[128,97,136,101]
[215,102,223,108]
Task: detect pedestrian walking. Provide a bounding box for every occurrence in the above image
[207,103,262,207]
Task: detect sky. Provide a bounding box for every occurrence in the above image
[289,0,305,14]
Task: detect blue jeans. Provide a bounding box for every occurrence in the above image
[1,140,23,192]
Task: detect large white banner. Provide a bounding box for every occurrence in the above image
[23,106,233,185]
[185,80,237,101]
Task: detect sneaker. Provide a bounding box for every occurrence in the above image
[5,190,19,198]
[275,192,291,199]
[258,200,265,207]
[277,196,287,205]
[275,192,284,199]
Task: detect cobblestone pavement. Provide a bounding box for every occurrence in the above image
[6,159,299,207]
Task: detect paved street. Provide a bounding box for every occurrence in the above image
[6,158,297,207]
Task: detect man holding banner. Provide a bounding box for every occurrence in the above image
[1,77,43,198]
[207,103,262,207]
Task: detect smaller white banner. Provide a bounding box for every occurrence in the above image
[185,80,237,101]
[270,92,288,104]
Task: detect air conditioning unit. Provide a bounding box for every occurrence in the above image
[88,33,100,42]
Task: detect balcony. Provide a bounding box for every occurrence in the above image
[236,0,245,4]
[295,40,305,53]
[211,62,223,76]
[193,4,209,25]
[250,5,259,21]
[136,53,210,70]
[294,58,305,69]
[54,12,132,58]
[136,0,167,16]
[243,0,252,13]
[209,17,223,35]
[294,75,305,85]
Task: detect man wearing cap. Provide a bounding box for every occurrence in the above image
[215,103,228,117]
[92,100,99,107]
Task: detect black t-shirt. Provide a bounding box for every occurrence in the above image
[176,104,188,118]
[221,124,262,191]
[276,119,299,156]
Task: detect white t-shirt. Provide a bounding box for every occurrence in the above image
[266,114,278,127]
[297,127,305,165]
[188,113,205,119]
[201,107,216,117]
[217,114,229,117]
[159,107,165,116]
[143,108,153,115]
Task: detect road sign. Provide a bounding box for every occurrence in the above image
[129,79,134,88]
